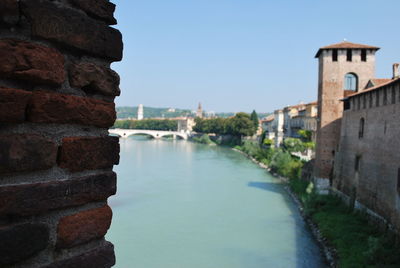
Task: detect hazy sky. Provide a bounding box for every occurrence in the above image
[112,0,399,113]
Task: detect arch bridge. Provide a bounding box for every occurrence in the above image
[109,128,188,140]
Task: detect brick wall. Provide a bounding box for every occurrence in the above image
[0,1,122,267]
[334,79,400,231]
[314,48,376,180]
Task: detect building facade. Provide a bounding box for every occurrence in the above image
[261,101,317,147]
[314,41,400,231]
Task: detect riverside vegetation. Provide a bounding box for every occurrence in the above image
[237,140,400,268]
[192,114,400,268]
[113,119,178,131]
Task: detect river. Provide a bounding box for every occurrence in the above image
[106,137,327,268]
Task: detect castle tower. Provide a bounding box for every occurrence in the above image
[137,104,144,120]
[314,41,379,184]
[196,102,203,118]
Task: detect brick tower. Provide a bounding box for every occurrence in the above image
[314,42,379,187]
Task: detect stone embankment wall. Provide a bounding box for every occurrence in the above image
[0,0,122,267]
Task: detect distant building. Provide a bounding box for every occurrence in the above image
[137,104,144,120]
[177,117,195,133]
[205,110,215,118]
[290,102,318,142]
[261,101,317,147]
[196,102,203,118]
[260,115,275,140]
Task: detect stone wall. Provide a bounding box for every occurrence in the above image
[0,0,122,267]
[334,79,400,231]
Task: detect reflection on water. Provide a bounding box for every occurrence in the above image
[106,137,326,268]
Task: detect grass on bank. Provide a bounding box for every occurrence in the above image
[290,179,400,268]
[235,140,304,180]
[235,140,400,267]
[191,134,216,145]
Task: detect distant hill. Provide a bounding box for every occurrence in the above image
[116,106,193,119]
[116,106,271,119]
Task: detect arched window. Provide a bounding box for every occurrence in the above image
[359,118,365,138]
[345,73,358,91]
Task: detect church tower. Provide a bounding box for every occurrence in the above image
[314,41,379,184]
[137,104,144,120]
[196,102,203,118]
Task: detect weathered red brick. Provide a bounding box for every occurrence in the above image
[0,134,57,174]
[58,136,119,172]
[57,205,112,249]
[0,39,65,85]
[0,223,49,265]
[0,0,19,25]
[42,242,115,268]
[69,0,117,25]
[21,0,123,61]
[69,62,120,96]
[27,90,116,128]
[0,87,32,123]
[0,172,116,217]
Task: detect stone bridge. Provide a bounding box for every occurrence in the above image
[109,128,188,140]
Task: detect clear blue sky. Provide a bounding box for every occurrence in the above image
[112,0,399,113]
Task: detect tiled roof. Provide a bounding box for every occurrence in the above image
[345,78,399,98]
[285,103,306,110]
[368,78,392,88]
[315,41,379,57]
[262,115,274,122]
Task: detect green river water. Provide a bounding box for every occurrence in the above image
[106,137,327,268]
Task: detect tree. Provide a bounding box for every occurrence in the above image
[298,129,312,142]
[250,110,259,130]
[227,112,256,137]
[283,138,306,153]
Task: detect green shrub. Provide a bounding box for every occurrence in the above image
[192,134,215,145]
[289,178,400,268]
[268,150,303,179]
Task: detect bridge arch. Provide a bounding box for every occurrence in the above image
[124,132,157,139]
[158,133,186,140]
[108,129,188,140]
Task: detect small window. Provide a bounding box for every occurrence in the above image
[392,87,396,104]
[355,155,361,172]
[345,73,358,91]
[398,168,400,193]
[369,93,373,108]
[361,49,367,62]
[332,50,338,61]
[344,99,350,110]
[359,118,365,138]
[363,95,366,109]
[383,88,388,105]
[347,49,352,61]
[376,91,380,107]
[398,84,400,102]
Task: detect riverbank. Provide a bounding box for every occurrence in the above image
[232,146,400,268]
[232,147,336,267]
